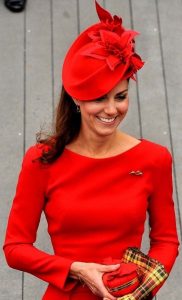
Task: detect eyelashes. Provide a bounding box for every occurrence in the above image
[117,95,127,101]
[94,94,128,102]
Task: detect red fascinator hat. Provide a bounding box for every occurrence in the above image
[62,1,144,100]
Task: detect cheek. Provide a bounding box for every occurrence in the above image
[118,100,129,114]
[81,103,102,117]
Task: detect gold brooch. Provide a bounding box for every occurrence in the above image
[129,170,143,176]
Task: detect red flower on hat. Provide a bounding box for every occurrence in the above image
[95,0,124,35]
[81,1,145,80]
[81,29,144,78]
[89,1,125,41]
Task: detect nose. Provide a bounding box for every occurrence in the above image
[104,99,117,115]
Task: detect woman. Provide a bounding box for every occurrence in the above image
[3,1,179,300]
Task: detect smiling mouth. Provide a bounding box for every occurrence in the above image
[96,116,117,124]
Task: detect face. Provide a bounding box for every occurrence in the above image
[73,79,129,137]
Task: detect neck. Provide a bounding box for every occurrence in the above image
[75,129,123,156]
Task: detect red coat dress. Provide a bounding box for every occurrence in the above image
[3,138,180,299]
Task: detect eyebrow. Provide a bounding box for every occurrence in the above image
[115,89,128,96]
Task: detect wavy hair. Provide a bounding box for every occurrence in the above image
[36,86,81,164]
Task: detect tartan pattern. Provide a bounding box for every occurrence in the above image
[117,247,168,300]
[117,295,136,300]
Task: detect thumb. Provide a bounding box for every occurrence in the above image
[100,263,120,272]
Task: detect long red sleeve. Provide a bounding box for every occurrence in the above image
[3,145,77,292]
[147,147,180,297]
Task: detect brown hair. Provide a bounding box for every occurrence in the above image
[36,86,81,164]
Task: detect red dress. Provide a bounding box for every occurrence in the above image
[3,138,179,299]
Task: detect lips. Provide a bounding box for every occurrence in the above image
[96,116,117,124]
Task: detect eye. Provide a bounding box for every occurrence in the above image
[116,94,127,101]
[94,98,106,103]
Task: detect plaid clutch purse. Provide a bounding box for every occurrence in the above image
[117,247,169,300]
[102,261,143,297]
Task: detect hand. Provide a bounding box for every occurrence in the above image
[70,261,120,300]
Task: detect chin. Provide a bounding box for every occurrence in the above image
[94,127,118,137]
[93,121,121,136]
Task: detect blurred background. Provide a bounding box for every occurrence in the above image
[0,0,181,299]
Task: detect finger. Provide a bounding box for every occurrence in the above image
[103,290,117,300]
[85,280,101,297]
[90,276,116,300]
[99,263,120,272]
